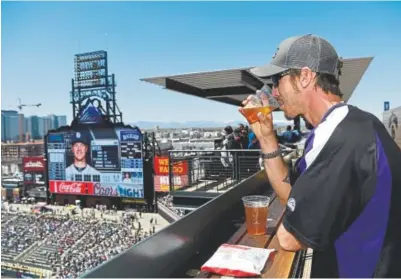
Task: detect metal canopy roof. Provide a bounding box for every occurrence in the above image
[141,57,374,107]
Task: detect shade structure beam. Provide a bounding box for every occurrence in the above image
[240,70,266,91]
[142,57,374,107]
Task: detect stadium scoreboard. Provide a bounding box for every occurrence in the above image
[46,127,145,198]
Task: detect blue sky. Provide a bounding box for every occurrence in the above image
[2,1,401,124]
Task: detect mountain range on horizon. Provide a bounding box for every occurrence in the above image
[130,120,293,129]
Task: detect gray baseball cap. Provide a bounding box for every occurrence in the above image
[250,34,341,79]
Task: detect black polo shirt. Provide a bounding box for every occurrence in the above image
[285,104,401,277]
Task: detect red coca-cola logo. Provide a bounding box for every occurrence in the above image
[49,181,94,195]
[94,183,118,197]
[57,182,83,193]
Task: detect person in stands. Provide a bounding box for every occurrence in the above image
[220,126,240,168]
[291,126,301,142]
[233,128,244,148]
[241,34,401,277]
[238,124,249,148]
[222,126,241,150]
[247,129,260,149]
[281,125,293,143]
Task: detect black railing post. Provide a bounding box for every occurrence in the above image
[168,151,174,193]
[234,150,240,182]
[151,132,156,156]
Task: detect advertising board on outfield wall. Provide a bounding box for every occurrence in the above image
[93,183,144,198]
[49,181,94,195]
[154,174,189,192]
[153,156,189,192]
[23,156,45,186]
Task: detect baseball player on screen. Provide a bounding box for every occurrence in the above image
[65,131,100,181]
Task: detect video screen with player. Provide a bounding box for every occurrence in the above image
[47,126,144,198]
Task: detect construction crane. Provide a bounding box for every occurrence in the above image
[17,98,42,111]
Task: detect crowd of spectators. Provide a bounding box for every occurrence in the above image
[217,123,303,152]
[1,213,64,261]
[1,207,157,279]
[217,124,252,151]
[52,220,138,278]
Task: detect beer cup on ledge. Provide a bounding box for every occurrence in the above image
[242,195,270,236]
[239,85,280,124]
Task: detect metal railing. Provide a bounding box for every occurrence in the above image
[156,201,180,223]
[82,170,271,278]
[168,150,262,194]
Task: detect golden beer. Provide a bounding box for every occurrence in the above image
[240,106,274,124]
[242,195,270,236]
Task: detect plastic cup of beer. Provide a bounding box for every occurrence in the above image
[242,195,270,236]
[239,85,280,124]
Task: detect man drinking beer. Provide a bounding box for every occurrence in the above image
[242,34,401,277]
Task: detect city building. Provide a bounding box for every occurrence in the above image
[30,116,41,139]
[1,110,68,142]
[1,110,19,142]
[25,117,33,139]
[37,116,44,138]
[42,116,52,135]
[57,115,67,127]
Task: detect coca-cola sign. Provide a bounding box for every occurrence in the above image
[23,157,45,171]
[49,181,94,195]
[58,182,82,193]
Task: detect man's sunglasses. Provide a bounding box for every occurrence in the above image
[271,70,291,88]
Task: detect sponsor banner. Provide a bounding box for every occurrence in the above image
[154,175,189,192]
[49,181,94,195]
[120,130,142,141]
[24,172,45,185]
[24,172,34,184]
[23,157,45,172]
[93,183,144,198]
[154,156,188,176]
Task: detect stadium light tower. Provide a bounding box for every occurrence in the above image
[70,50,122,123]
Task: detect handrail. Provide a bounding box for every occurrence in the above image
[169,146,297,153]
[156,201,180,223]
[168,149,263,194]
[82,170,271,278]
[14,242,39,262]
[170,149,262,153]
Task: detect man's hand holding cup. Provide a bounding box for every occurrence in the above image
[239,87,279,151]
